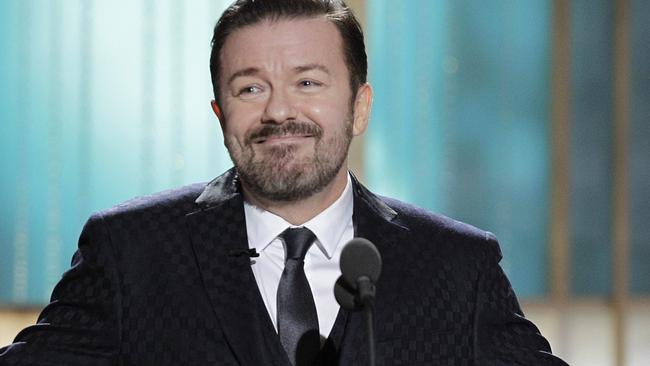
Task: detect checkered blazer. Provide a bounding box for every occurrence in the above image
[0,168,567,365]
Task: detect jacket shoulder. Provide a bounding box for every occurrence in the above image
[95,183,207,221]
[380,196,502,262]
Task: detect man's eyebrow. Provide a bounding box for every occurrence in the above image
[293,64,331,74]
[227,67,260,85]
[227,64,331,85]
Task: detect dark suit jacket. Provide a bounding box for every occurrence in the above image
[0,168,567,366]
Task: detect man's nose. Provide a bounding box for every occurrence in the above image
[261,89,298,123]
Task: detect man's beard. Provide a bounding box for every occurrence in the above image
[225,118,353,202]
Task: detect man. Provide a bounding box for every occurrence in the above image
[0,0,568,365]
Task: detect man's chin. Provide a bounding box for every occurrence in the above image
[236,162,327,201]
[242,175,317,203]
[256,155,312,173]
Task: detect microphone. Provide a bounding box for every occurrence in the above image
[335,238,382,310]
[227,248,259,258]
[334,238,381,366]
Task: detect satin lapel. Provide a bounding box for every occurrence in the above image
[323,177,410,366]
[186,196,288,366]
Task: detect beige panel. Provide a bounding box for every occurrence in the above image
[566,303,615,366]
[523,300,650,366]
[521,303,563,355]
[627,303,650,366]
[0,310,39,347]
[524,302,614,366]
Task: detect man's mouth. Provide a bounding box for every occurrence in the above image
[253,134,314,144]
[247,122,322,145]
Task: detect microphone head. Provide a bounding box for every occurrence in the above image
[334,276,358,310]
[339,237,382,289]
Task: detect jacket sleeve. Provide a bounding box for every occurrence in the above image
[0,214,120,366]
[474,233,569,366]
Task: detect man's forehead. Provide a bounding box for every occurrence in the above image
[226,16,339,40]
[219,17,344,69]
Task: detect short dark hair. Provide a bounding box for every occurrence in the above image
[210,0,367,103]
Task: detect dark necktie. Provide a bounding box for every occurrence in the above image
[277,227,320,366]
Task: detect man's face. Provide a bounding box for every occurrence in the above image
[215,17,370,202]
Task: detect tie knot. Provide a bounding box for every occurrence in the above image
[280,227,316,261]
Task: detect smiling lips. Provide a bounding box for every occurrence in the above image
[254,134,314,144]
[246,121,323,145]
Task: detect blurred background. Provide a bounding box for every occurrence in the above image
[0,0,648,365]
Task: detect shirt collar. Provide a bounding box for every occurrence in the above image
[244,173,353,259]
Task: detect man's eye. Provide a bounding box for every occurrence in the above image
[299,80,321,88]
[238,85,262,96]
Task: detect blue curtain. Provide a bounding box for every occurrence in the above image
[366,0,650,299]
[1,0,649,306]
[365,0,552,298]
[569,0,613,296]
[0,0,232,305]
[568,0,650,296]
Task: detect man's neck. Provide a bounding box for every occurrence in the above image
[241,168,349,226]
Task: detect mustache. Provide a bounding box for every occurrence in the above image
[246,121,323,144]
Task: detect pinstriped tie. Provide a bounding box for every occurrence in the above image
[277,227,320,366]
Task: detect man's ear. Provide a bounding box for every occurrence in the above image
[211,100,225,129]
[352,83,373,136]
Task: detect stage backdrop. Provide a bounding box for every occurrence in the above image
[364,0,650,299]
[1,0,649,306]
[0,0,233,305]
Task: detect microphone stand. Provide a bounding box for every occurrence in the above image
[335,238,381,366]
[364,304,376,366]
[357,276,376,366]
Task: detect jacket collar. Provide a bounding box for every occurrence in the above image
[194,167,398,226]
[194,167,242,209]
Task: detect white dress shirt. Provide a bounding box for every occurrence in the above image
[243,174,354,339]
